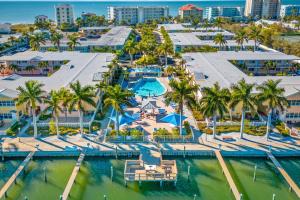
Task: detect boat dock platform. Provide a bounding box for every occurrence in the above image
[267,152,300,198]
[0,151,35,199]
[61,151,85,200]
[215,150,241,200]
[124,148,177,186]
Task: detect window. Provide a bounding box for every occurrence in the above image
[0,113,12,119]
[0,101,15,107]
[288,100,300,106]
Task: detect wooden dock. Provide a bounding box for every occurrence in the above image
[61,152,85,200]
[215,150,241,200]
[267,152,300,198]
[0,151,35,199]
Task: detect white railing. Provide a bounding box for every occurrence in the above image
[207,121,266,127]
[36,122,91,128]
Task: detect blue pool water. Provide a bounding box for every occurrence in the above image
[133,78,166,97]
[129,67,161,73]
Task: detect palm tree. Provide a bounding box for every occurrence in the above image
[263,61,276,74]
[44,90,63,137]
[165,79,199,136]
[103,85,133,134]
[124,39,137,67]
[8,36,17,46]
[29,33,46,51]
[214,33,227,50]
[256,79,288,140]
[198,83,231,138]
[50,31,64,50]
[15,80,45,138]
[157,41,174,68]
[190,16,200,30]
[202,19,210,32]
[234,30,248,50]
[58,88,72,121]
[69,81,96,136]
[214,17,223,31]
[248,25,263,51]
[67,34,80,50]
[8,64,19,73]
[230,79,257,139]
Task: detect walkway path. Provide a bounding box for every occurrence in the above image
[267,152,300,198]
[62,151,85,200]
[0,151,35,198]
[215,150,241,200]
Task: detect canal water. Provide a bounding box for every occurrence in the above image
[279,158,300,188]
[225,158,299,200]
[1,158,75,200]
[1,157,300,200]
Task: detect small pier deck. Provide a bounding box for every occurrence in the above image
[62,152,85,200]
[267,152,300,198]
[215,150,241,200]
[0,151,35,199]
[124,149,177,185]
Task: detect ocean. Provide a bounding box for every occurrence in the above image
[0,0,299,24]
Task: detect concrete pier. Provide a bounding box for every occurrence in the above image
[267,152,300,198]
[61,152,85,200]
[215,150,241,200]
[0,151,35,199]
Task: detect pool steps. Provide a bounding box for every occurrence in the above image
[0,151,35,199]
[61,151,85,200]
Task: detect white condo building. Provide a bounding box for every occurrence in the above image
[108,6,169,25]
[245,0,281,19]
[55,4,75,26]
[204,7,244,21]
[280,5,300,18]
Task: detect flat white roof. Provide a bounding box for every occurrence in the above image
[42,26,132,48]
[170,32,255,47]
[158,23,220,32]
[0,34,21,45]
[183,51,300,96]
[0,51,114,93]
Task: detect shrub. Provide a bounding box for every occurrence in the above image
[39,113,52,121]
[192,110,204,121]
[153,128,170,136]
[183,121,192,135]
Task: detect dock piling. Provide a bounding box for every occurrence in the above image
[111,166,113,181]
[272,193,276,200]
[115,146,118,159]
[104,195,107,200]
[183,146,186,158]
[44,167,47,183]
[187,165,190,181]
[193,194,197,200]
[253,165,257,182]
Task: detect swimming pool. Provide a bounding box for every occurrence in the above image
[133,78,166,97]
[129,67,161,73]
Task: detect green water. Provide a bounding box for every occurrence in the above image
[226,158,299,200]
[0,159,22,188]
[1,158,76,200]
[279,158,300,188]
[69,158,234,200]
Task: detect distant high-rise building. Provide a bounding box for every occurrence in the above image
[178,4,203,20]
[108,6,169,25]
[204,7,244,20]
[280,5,300,18]
[55,4,75,26]
[244,0,281,19]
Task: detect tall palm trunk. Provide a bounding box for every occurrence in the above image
[115,111,119,135]
[165,54,168,68]
[32,108,38,138]
[254,40,257,52]
[240,110,245,139]
[79,110,84,137]
[213,115,217,139]
[179,105,183,136]
[55,115,59,138]
[266,109,272,140]
[130,54,133,67]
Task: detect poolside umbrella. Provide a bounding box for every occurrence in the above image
[160,113,187,126]
[109,112,137,126]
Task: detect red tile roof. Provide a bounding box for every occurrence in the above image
[180,4,203,11]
